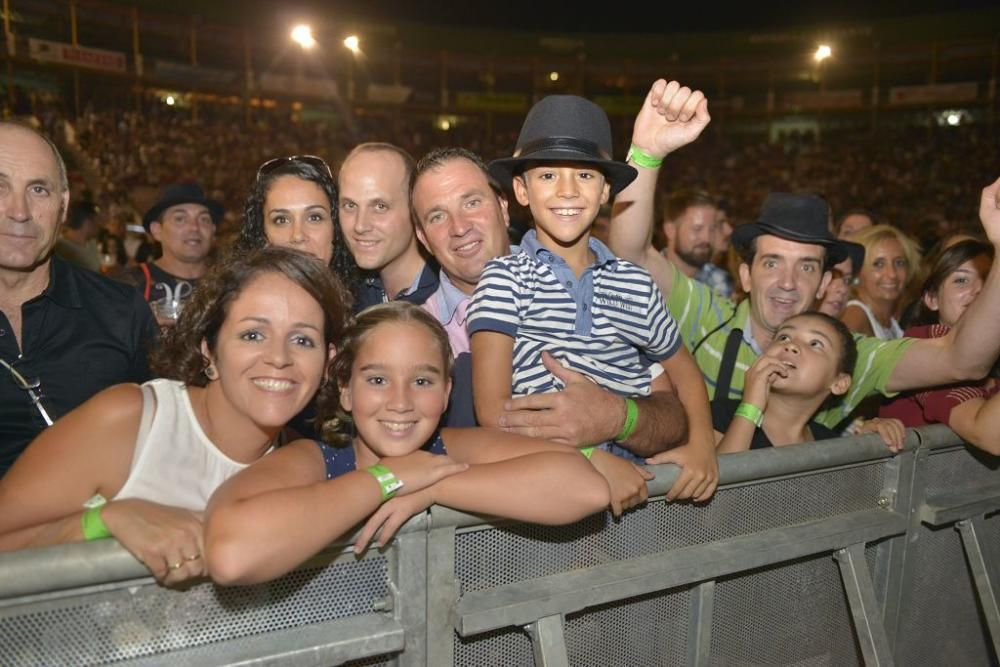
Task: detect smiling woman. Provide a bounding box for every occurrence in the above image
[0,247,351,586]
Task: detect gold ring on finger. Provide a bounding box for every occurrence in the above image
[184,553,201,562]
[169,561,183,571]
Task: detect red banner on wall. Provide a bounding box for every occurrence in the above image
[28,38,126,73]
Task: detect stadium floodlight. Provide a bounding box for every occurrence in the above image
[344,35,360,53]
[814,45,832,62]
[549,71,560,82]
[291,24,316,50]
[165,95,175,106]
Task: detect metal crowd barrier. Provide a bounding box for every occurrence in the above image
[0,424,996,666]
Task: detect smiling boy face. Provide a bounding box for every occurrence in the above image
[512,161,610,254]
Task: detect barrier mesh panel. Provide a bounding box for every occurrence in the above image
[452,464,886,665]
[454,463,887,592]
[0,555,389,666]
[895,448,999,667]
[710,553,862,666]
[923,447,1000,496]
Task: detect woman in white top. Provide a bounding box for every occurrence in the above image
[0,247,350,585]
[841,224,921,340]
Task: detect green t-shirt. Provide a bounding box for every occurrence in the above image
[666,264,913,428]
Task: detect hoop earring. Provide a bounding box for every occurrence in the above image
[205,365,218,380]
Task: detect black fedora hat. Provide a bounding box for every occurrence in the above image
[489,95,638,196]
[731,193,852,266]
[142,182,224,231]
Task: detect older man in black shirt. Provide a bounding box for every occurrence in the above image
[0,122,157,477]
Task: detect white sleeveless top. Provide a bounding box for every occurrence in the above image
[113,379,255,511]
[845,299,903,341]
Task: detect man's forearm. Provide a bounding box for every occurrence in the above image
[618,389,689,457]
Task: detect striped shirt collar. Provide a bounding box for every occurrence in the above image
[519,229,618,269]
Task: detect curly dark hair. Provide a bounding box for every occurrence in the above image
[235,156,360,294]
[150,246,353,426]
[318,301,454,444]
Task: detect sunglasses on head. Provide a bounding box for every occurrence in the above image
[256,155,333,183]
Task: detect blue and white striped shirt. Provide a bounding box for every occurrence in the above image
[467,230,681,399]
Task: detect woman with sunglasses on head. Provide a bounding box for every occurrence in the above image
[880,240,1000,455]
[236,155,361,296]
[841,225,921,340]
[0,247,352,584]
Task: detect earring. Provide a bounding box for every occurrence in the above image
[205,365,218,380]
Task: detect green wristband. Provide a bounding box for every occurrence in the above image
[626,144,664,169]
[734,402,764,428]
[615,398,640,442]
[81,506,111,541]
[366,464,404,502]
[580,447,595,459]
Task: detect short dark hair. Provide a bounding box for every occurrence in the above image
[662,189,717,223]
[236,156,359,292]
[410,147,504,225]
[151,246,352,426]
[66,201,99,230]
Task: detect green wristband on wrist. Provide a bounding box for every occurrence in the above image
[580,447,595,459]
[734,402,764,428]
[615,398,640,442]
[366,464,404,502]
[626,144,664,169]
[81,506,111,541]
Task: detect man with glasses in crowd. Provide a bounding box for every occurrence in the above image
[0,122,157,477]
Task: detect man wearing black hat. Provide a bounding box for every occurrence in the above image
[610,79,1000,432]
[0,122,157,476]
[128,183,221,325]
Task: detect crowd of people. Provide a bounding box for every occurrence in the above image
[0,77,998,592]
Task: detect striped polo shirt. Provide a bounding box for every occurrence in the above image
[666,263,913,429]
[467,230,681,398]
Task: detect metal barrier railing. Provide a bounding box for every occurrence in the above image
[0,425,996,667]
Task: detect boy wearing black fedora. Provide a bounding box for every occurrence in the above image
[466,95,715,487]
[611,77,1000,434]
[127,183,221,326]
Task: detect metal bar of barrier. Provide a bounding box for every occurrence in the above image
[113,613,404,667]
[918,482,1000,525]
[687,580,715,667]
[452,509,906,636]
[956,517,1000,656]
[430,433,907,530]
[426,526,458,667]
[834,542,895,667]
[527,614,570,667]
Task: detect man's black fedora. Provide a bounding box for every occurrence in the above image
[489,95,638,196]
[142,182,224,231]
[732,192,857,266]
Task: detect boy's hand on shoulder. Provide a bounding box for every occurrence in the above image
[631,79,711,159]
[645,437,718,503]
